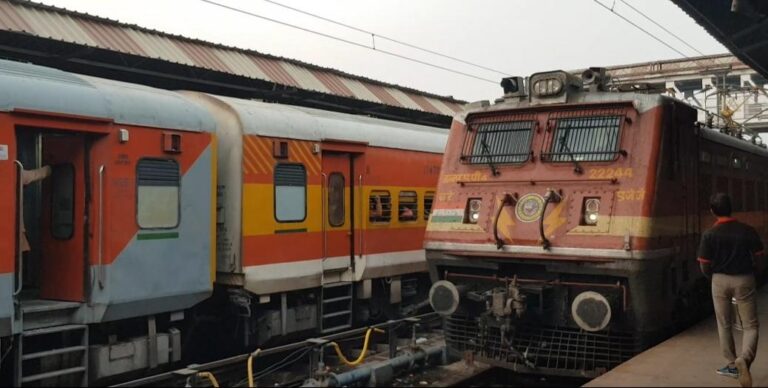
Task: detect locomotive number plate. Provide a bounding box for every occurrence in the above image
[588,167,633,180]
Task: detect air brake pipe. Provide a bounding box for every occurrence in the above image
[493,193,517,249]
[444,272,628,312]
[325,345,445,387]
[539,189,562,250]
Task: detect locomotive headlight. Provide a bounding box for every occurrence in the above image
[465,198,482,224]
[532,77,563,97]
[583,198,600,226]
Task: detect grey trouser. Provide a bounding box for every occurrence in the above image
[712,273,759,366]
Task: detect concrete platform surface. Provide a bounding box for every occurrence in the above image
[586,286,768,387]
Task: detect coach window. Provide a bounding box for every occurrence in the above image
[328,173,345,227]
[137,159,180,229]
[274,164,306,222]
[369,190,391,223]
[51,164,75,239]
[424,191,435,221]
[731,154,743,169]
[699,150,711,164]
[399,191,418,222]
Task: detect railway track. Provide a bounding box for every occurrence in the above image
[112,313,446,387]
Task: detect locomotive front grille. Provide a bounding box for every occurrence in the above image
[445,315,639,377]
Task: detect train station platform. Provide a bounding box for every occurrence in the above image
[586,286,768,387]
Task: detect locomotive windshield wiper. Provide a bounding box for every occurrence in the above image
[557,124,584,175]
[480,136,500,176]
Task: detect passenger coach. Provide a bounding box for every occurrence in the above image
[0,59,447,386]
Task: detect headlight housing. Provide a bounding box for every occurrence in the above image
[583,197,600,226]
[465,198,482,224]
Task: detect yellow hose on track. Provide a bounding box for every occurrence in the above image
[329,327,385,366]
[196,372,220,388]
[247,348,262,388]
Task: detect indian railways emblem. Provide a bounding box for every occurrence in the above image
[515,193,545,223]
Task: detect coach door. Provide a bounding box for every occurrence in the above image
[39,133,88,302]
[322,151,355,279]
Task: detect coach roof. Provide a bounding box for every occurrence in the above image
[204,94,448,154]
[0,58,215,132]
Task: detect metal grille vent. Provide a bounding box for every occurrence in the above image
[137,159,179,186]
[445,315,638,378]
[275,164,306,186]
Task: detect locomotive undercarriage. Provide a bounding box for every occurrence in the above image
[427,253,711,377]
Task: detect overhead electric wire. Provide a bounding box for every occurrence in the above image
[593,0,690,58]
[261,0,511,76]
[618,0,706,56]
[200,0,499,84]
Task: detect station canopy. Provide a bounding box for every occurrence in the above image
[0,0,464,127]
[672,0,768,79]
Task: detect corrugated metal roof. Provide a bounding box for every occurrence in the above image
[0,0,464,116]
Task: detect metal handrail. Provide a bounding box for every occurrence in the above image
[98,165,105,289]
[321,172,328,267]
[13,160,23,296]
[493,193,517,249]
[358,174,363,259]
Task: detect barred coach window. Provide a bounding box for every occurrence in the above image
[424,191,435,221]
[274,163,307,222]
[369,190,392,223]
[137,159,180,229]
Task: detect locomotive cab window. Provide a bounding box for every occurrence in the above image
[462,121,534,164]
[398,191,418,222]
[369,190,392,223]
[137,159,180,229]
[544,115,622,162]
[51,163,75,239]
[275,163,307,222]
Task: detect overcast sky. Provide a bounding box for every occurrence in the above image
[38,0,728,102]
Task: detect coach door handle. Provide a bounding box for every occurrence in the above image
[13,160,23,296]
[358,174,363,259]
[98,164,105,289]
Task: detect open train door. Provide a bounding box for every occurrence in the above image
[39,134,88,302]
[319,141,366,332]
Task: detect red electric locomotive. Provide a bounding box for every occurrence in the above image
[425,68,768,377]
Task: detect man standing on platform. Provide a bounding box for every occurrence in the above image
[698,192,762,388]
